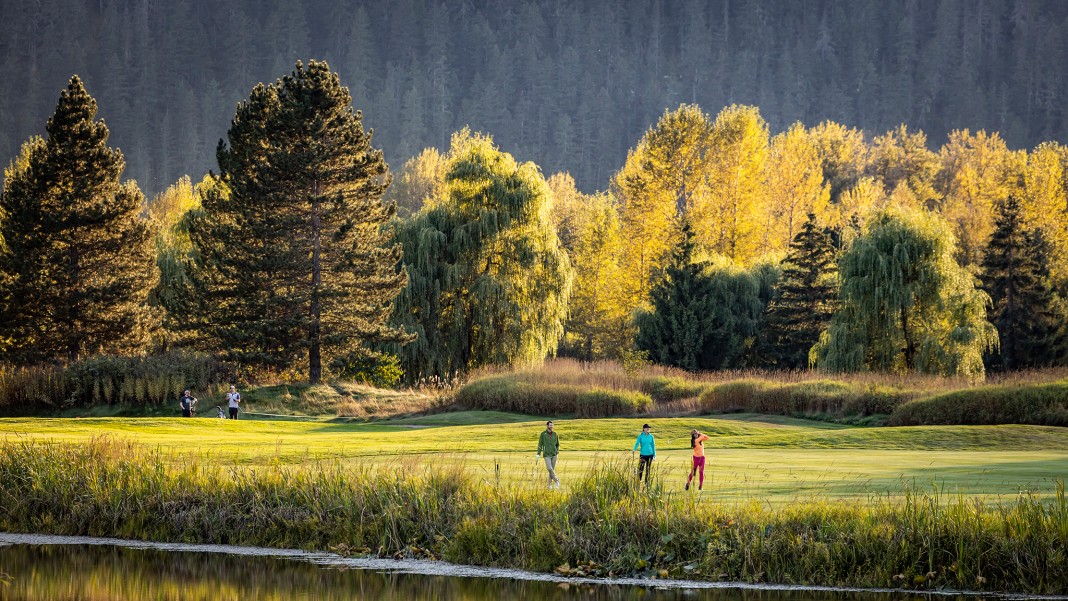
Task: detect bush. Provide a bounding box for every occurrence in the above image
[455,375,651,416]
[700,379,912,419]
[890,381,1068,426]
[330,353,403,388]
[0,351,226,415]
[640,376,709,402]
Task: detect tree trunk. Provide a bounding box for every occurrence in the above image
[901,305,915,371]
[309,183,323,385]
[67,242,81,362]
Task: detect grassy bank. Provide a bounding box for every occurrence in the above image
[455,360,1068,426]
[0,438,1064,595]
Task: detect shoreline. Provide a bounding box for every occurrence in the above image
[2,439,1066,596]
[3,532,1063,600]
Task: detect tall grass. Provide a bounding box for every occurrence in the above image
[0,352,226,414]
[890,380,1068,426]
[1,438,1065,594]
[456,360,1068,425]
[455,375,652,417]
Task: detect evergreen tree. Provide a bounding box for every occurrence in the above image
[0,76,155,363]
[635,221,714,372]
[760,213,838,369]
[813,207,997,378]
[636,222,779,371]
[190,60,408,384]
[980,196,1064,369]
[388,130,573,381]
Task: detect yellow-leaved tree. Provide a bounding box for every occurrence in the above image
[867,124,940,211]
[692,104,769,263]
[1020,142,1068,284]
[613,104,713,311]
[548,173,630,359]
[762,123,830,255]
[935,129,1024,266]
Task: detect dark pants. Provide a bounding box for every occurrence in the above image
[228,407,239,420]
[637,455,654,483]
[182,409,191,418]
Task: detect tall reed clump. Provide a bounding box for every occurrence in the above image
[1,439,1065,595]
[455,375,651,416]
[890,380,1068,426]
[699,379,914,420]
[0,351,226,414]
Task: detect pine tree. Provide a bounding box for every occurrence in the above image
[189,60,409,384]
[980,196,1064,370]
[761,214,838,369]
[635,221,714,372]
[0,76,155,363]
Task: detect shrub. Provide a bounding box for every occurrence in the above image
[890,381,1068,426]
[700,379,912,419]
[455,375,650,416]
[640,376,709,402]
[0,351,226,414]
[575,389,652,417]
[330,353,403,388]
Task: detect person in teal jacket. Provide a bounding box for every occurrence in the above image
[632,423,656,483]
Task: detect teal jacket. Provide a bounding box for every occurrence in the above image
[633,432,655,456]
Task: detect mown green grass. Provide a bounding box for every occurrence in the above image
[2,412,1066,502]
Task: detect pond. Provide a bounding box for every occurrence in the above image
[0,533,991,601]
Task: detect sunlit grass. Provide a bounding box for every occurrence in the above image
[2,412,1066,502]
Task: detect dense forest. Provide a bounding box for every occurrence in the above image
[2,0,1067,195]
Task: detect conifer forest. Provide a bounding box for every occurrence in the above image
[3,0,1068,385]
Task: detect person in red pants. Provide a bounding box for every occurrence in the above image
[686,429,710,491]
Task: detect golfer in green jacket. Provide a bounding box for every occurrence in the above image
[536,420,561,489]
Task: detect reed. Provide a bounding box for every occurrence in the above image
[0,351,225,414]
[0,438,1064,594]
[454,360,1068,425]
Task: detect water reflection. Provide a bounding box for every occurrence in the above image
[0,543,975,601]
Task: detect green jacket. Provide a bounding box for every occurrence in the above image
[538,430,560,457]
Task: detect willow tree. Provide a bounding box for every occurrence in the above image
[813,207,997,377]
[146,175,210,350]
[190,60,409,383]
[389,131,573,381]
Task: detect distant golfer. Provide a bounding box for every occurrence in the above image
[536,420,561,489]
[178,390,198,418]
[632,423,656,484]
[226,385,241,420]
[686,429,710,491]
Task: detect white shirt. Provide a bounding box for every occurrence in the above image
[227,392,241,408]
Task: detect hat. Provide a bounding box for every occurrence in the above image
[642,423,651,429]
